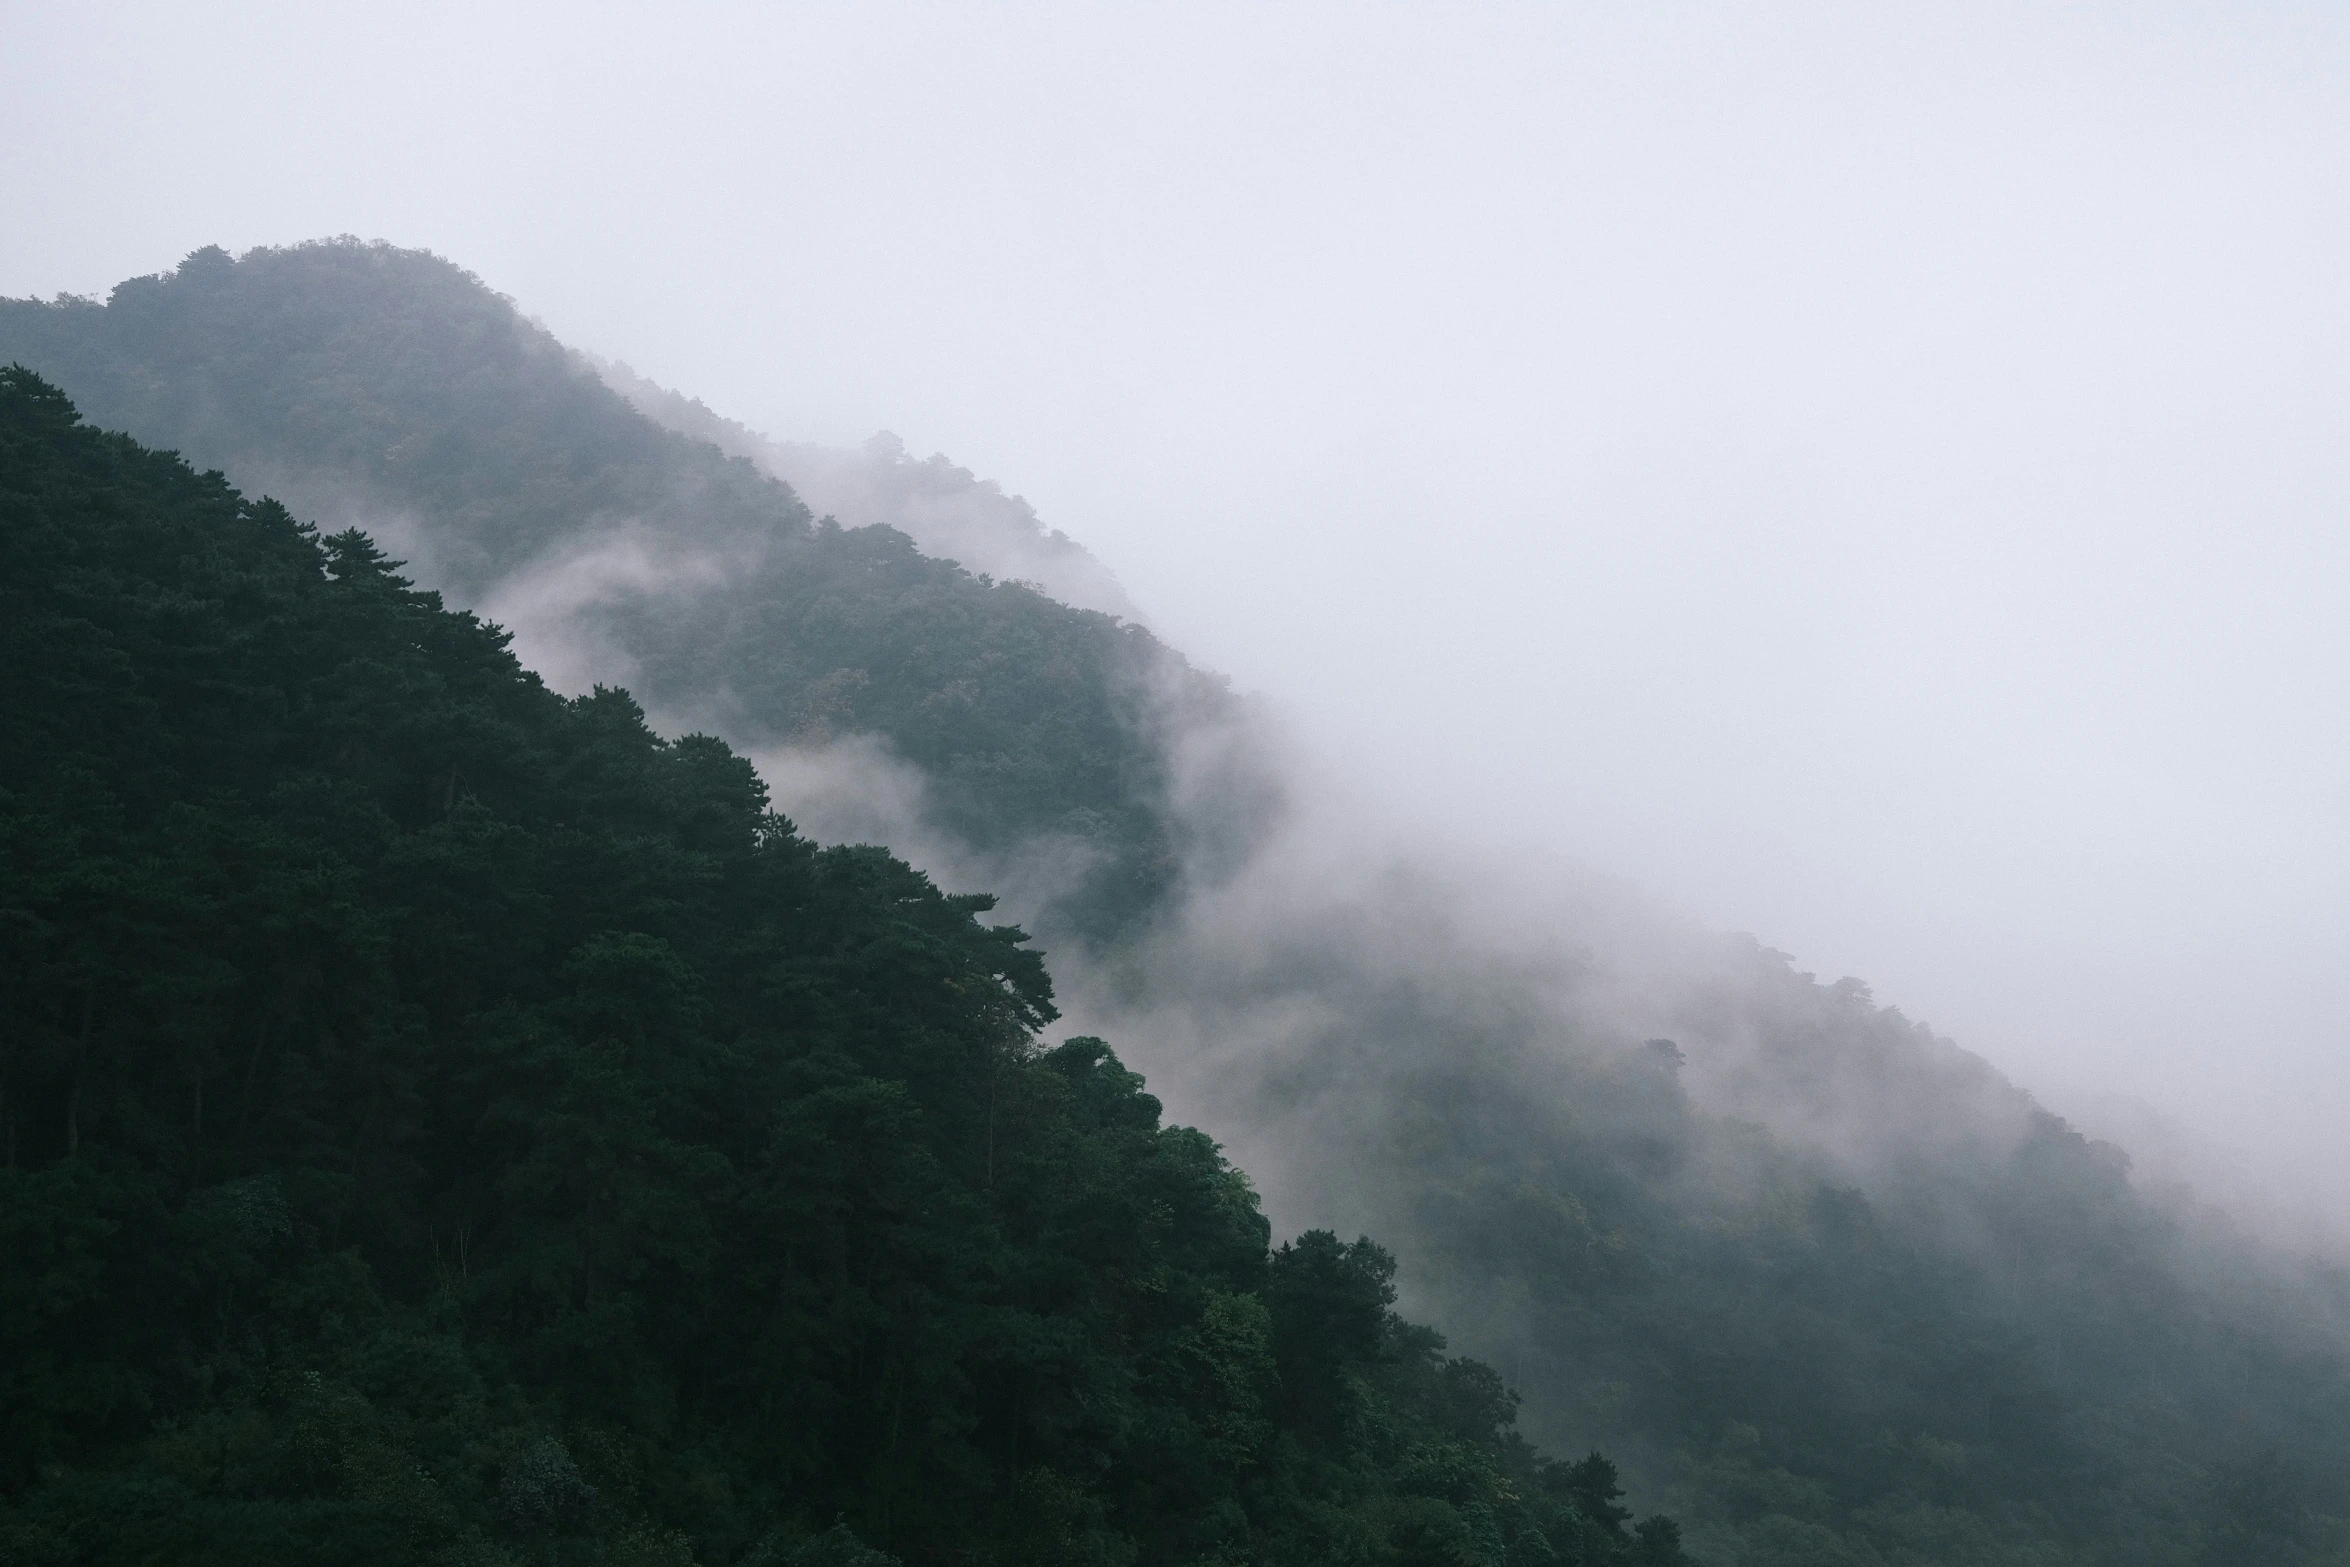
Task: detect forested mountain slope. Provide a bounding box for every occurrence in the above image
[0,369,1686,1567]
[0,243,1223,941]
[9,242,2350,1566]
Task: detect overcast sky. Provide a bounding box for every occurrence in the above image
[8,0,2349,1199]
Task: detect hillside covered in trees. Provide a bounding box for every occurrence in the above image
[0,367,1685,1566]
[10,243,2350,1567]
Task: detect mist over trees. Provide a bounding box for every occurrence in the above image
[0,366,1684,1566]
[8,240,2350,1565]
[585,353,1139,621]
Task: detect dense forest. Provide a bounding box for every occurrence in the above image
[10,242,2350,1566]
[0,367,1686,1566]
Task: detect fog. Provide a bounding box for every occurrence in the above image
[7,2,2350,1209]
[567,372,2063,1253]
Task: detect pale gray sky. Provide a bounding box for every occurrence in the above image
[8,1,2349,1197]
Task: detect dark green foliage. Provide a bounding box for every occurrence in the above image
[0,371,1678,1566]
[0,242,1233,937]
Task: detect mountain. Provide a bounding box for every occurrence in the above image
[9,240,2350,1566]
[0,366,1686,1567]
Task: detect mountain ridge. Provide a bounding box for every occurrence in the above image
[8,239,2350,1565]
[582,352,1140,621]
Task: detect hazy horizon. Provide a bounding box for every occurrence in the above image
[9,1,2348,1216]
